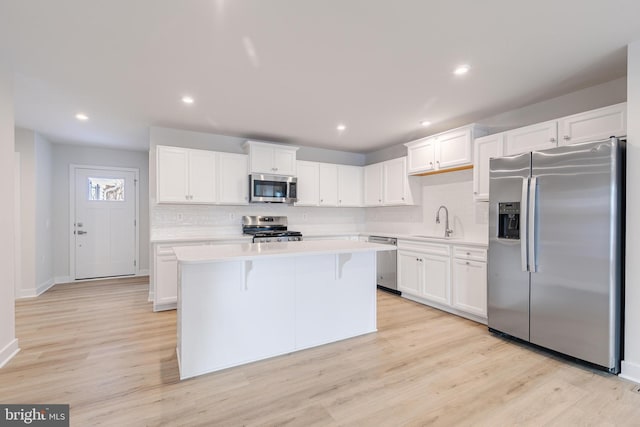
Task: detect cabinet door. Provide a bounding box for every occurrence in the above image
[397,250,422,297]
[218,153,249,205]
[422,254,450,305]
[188,149,217,203]
[273,148,297,175]
[157,146,189,203]
[452,259,487,317]
[473,133,504,201]
[504,120,558,155]
[383,157,407,205]
[407,138,436,174]
[295,161,320,206]
[250,144,275,174]
[318,163,338,206]
[437,127,472,169]
[364,163,383,206]
[155,253,178,309]
[338,165,363,206]
[558,103,627,146]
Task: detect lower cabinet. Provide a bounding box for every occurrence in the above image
[151,239,249,311]
[398,240,487,322]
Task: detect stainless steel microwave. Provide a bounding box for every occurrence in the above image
[249,174,297,203]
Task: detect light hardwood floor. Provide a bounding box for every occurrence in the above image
[1,277,639,426]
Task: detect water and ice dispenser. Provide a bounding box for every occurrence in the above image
[498,202,520,239]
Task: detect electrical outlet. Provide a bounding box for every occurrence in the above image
[177,213,184,221]
[302,213,308,221]
[229,212,235,220]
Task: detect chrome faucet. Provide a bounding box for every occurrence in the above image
[436,205,453,237]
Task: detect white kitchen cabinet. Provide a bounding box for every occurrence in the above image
[157,146,217,204]
[397,242,450,306]
[151,238,250,311]
[472,133,505,201]
[337,165,363,206]
[363,162,383,206]
[406,138,436,173]
[318,163,339,206]
[437,126,473,169]
[451,246,487,318]
[504,120,558,155]
[558,102,627,146]
[405,124,486,175]
[295,160,320,206]
[314,163,363,207]
[218,152,249,205]
[245,140,298,175]
[384,157,419,205]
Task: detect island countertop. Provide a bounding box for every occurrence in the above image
[173,239,396,264]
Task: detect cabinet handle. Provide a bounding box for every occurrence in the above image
[466,252,471,255]
[378,199,381,202]
[466,261,470,265]
[429,162,433,166]
[473,191,478,195]
[401,197,405,201]
[550,137,556,143]
[564,135,570,141]
[339,200,342,203]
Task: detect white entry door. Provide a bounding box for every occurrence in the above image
[73,167,137,280]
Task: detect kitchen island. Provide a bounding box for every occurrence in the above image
[173,240,395,379]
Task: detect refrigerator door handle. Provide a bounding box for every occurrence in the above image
[528,176,538,273]
[521,177,529,272]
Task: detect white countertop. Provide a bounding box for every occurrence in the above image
[173,240,396,264]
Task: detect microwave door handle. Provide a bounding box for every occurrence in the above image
[520,177,529,272]
[528,176,538,273]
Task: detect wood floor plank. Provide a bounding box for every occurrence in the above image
[0,278,639,426]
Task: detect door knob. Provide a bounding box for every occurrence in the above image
[77,230,88,235]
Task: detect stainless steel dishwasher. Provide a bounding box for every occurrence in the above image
[368,235,399,295]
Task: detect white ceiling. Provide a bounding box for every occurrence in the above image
[2,0,640,153]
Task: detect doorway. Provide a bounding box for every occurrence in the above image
[70,165,139,280]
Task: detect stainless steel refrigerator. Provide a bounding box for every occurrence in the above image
[487,137,624,373]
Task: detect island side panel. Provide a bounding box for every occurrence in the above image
[178,259,296,380]
[295,252,377,350]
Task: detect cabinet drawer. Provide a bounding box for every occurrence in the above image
[453,246,487,262]
[398,240,450,256]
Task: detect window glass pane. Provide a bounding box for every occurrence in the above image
[88,178,125,201]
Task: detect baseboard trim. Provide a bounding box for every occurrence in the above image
[0,339,20,368]
[153,301,177,312]
[148,291,155,302]
[16,278,56,299]
[55,276,72,285]
[137,269,150,276]
[620,360,640,384]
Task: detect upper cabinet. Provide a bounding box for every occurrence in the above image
[365,157,420,206]
[405,124,487,175]
[472,133,504,201]
[473,102,627,202]
[156,146,248,205]
[558,103,626,146]
[157,146,217,203]
[295,160,320,206]
[244,141,298,175]
[503,120,557,156]
[218,152,249,205]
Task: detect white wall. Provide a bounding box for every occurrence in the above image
[34,133,53,289]
[14,128,54,297]
[52,144,149,281]
[621,42,640,383]
[14,128,36,296]
[0,62,18,367]
[364,170,487,242]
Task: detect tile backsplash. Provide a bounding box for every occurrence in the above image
[151,169,489,242]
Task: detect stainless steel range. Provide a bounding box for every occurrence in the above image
[242,216,303,243]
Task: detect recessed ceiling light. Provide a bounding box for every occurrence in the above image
[181,96,194,104]
[420,120,431,127]
[75,113,89,121]
[337,124,346,131]
[453,65,470,75]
